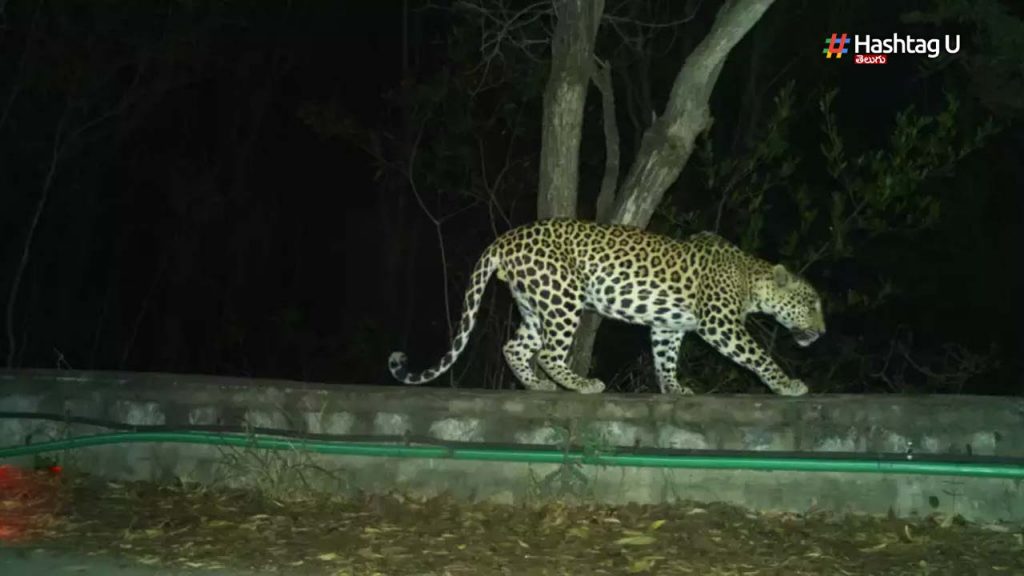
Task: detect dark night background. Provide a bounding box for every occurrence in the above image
[0,0,1021,396]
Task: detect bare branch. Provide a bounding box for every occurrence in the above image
[402,122,456,348]
[452,0,554,92]
[612,0,777,228]
[5,106,70,367]
[603,0,703,31]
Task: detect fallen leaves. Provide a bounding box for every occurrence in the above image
[614,534,657,546]
[627,555,664,573]
[0,474,1019,576]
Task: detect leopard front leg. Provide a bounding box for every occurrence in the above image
[697,322,808,396]
[650,327,694,395]
[536,314,605,394]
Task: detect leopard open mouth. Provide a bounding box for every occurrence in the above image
[791,329,821,347]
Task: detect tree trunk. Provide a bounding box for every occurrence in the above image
[569,0,777,381]
[537,0,605,219]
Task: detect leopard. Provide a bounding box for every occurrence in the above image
[388,219,825,396]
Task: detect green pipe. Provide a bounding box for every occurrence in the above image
[1,431,1022,479]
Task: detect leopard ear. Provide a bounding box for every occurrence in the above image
[772,264,791,288]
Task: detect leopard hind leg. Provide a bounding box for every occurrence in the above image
[516,271,604,394]
[502,305,557,391]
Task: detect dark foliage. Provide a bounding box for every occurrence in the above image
[0,0,1020,394]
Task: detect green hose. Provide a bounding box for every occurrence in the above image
[2,431,1022,479]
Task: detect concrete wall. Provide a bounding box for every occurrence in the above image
[1,370,1021,525]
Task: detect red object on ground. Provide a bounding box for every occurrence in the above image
[0,464,63,542]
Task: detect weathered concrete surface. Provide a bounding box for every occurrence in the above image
[1,370,1022,525]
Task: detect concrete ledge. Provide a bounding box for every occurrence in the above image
[1,370,1022,525]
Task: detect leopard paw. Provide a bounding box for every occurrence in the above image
[577,378,606,395]
[775,378,809,397]
[665,384,695,395]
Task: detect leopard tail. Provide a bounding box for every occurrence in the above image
[387,243,500,385]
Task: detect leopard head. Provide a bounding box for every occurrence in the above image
[760,264,826,347]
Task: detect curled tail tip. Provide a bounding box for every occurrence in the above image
[388,351,430,385]
[388,351,410,379]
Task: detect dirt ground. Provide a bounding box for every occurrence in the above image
[2,467,1022,575]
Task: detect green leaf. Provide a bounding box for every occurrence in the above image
[615,535,657,546]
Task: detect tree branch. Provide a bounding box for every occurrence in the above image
[611,0,776,228]
[592,57,620,223]
[5,107,70,367]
